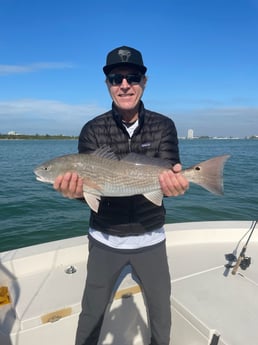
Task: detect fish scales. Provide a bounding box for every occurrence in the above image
[81,156,163,196]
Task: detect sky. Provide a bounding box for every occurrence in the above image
[0,0,257,138]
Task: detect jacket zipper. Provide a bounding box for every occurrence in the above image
[128,138,132,152]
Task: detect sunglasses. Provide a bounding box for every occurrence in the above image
[107,73,143,86]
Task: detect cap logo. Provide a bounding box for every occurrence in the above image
[118,49,131,62]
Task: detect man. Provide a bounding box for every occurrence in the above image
[54,46,189,345]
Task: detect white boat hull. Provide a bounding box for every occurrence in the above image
[1,221,257,345]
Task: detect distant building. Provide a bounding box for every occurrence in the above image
[8,131,17,135]
[187,129,194,139]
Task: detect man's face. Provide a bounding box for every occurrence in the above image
[106,66,147,112]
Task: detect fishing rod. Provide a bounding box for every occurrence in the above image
[232,220,257,275]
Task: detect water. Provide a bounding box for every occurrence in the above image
[0,139,257,252]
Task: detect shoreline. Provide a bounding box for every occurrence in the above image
[0,135,78,140]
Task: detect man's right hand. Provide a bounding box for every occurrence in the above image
[53,172,84,199]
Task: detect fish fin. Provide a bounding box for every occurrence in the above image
[83,192,100,213]
[91,146,118,160]
[184,155,230,195]
[122,153,171,168]
[143,191,164,206]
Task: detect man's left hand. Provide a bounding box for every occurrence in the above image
[159,164,189,197]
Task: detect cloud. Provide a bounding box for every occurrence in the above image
[0,62,74,75]
[172,106,258,138]
[0,99,106,135]
[0,98,257,138]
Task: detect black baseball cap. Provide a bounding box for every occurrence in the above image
[103,46,147,75]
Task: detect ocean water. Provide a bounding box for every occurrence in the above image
[0,139,257,252]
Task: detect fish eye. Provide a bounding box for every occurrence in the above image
[194,166,201,171]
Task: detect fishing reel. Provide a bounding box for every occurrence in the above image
[239,256,251,270]
[225,253,251,271]
[224,220,257,275]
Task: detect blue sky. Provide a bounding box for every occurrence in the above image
[0,0,257,138]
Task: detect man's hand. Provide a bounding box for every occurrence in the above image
[53,172,84,199]
[159,164,189,197]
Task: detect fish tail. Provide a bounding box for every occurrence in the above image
[184,155,230,195]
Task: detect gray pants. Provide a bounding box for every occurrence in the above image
[75,238,171,345]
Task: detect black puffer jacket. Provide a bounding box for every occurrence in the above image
[78,101,180,236]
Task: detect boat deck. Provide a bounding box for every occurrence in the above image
[0,221,257,345]
[166,221,258,345]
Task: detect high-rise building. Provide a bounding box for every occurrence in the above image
[187,129,194,139]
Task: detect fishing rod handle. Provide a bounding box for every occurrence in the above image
[231,251,245,275]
